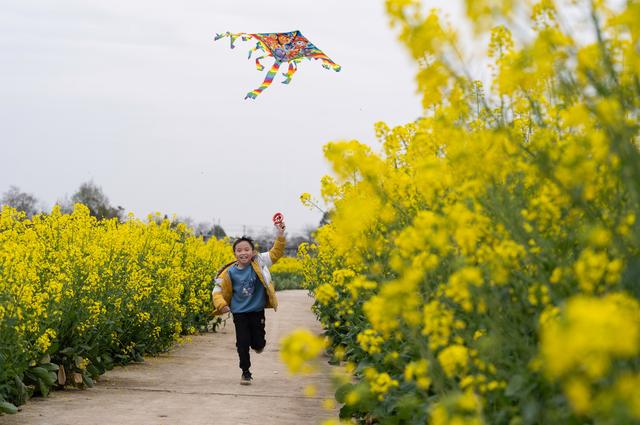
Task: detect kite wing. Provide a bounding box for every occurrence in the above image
[214,30,341,99]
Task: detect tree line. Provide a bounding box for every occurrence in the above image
[0,182,226,239]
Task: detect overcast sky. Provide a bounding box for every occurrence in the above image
[1,0,465,236]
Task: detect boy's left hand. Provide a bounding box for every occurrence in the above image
[275,221,285,237]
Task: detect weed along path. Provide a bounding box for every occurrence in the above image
[3,290,337,425]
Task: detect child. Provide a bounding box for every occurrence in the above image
[212,219,286,385]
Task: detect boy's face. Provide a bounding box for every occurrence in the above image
[234,241,255,266]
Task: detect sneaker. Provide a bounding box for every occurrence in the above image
[240,370,252,385]
[253,347,264,354]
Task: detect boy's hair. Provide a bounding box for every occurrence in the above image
[233,236,255,251]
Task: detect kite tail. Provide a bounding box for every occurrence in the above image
[322,59,342,72]
[254,55,267,71]
[214,31,251,49]
[306,52,342,72]
[247,42,264,59]
[282,62,298,84]
[245,61,281,100]
[214,32,229,41]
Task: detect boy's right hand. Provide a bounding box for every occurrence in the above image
[220,305,230,314]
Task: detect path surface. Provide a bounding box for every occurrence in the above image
[2,290,337,425]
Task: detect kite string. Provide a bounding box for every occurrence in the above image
[245,61,282,100]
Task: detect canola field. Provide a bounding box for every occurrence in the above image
[3,0,640,424]
[281,1,640,424]
[0,205,232,413]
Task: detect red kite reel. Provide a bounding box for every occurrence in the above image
[272,212,284,225]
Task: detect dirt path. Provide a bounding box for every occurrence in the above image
[2,290,337,425]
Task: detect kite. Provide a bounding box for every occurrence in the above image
[214,30,341,99]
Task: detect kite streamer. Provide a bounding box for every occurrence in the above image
[245,61,281,100]
[214,30,341,99]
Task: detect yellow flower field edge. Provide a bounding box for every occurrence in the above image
[271,256,305,290]
[281,1,640,424]
[0,205,233,413]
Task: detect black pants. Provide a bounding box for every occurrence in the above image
[232,310,266,372]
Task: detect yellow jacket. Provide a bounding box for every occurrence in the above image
[211,236,285,315]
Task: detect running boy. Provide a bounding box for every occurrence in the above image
[212,219,285,385]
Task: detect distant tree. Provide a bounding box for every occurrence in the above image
[195,222,210,237]
[250,231,270,253]
[194,221,227,240]
[71,181,123,221]
[285,225,316,256]
[55,194,74,214]
[1,186,40,217]
[249,225,315,257]
[173,216,194,230]
[211,224,227,239]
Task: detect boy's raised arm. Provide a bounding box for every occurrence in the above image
[267,219,286,264]
[268,234,286,264]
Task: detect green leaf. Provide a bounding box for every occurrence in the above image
[395,393,421,420]
[87,364,100,378]
[338,403,357,419]
[335,383,355,403]
[28,367,55,386]
[41,363,59,372]
[523,399,541,424]
[0,401,18,414]
[13,376,30,404]
[505,374,526,398]
[60,347,75,356]
[38,379,50,397]
[82,374,94,388]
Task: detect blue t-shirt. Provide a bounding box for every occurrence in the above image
[228,264,266,313]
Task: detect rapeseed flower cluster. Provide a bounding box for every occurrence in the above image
[270,256,305,290]
[356,329,384,355]
[280,329,327,374]
[281,0,640,423]
[0,205,232,412]
[270,256,303,275]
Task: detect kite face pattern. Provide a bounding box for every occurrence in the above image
[214,30,341,99]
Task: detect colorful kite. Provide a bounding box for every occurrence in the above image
[214,30,341,99]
